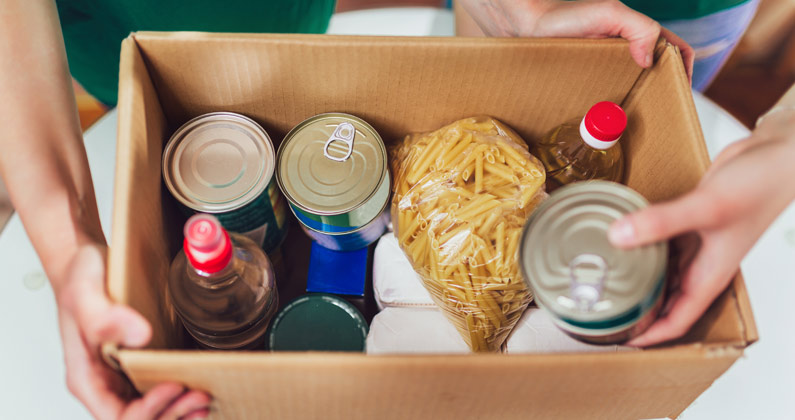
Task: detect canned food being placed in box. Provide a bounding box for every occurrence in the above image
[162,112,289,254]
[519,181,668,344]
[276,113,390,251]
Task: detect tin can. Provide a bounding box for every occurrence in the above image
[518,181,668,344]
[162,112,288,254]
[276,113,390,251]
[267,294,368,352]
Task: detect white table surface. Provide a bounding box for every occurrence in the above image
[1,7,793,420]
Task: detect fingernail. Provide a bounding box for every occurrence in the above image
[608,219,635,246]
[645,53,653,67]
[625,338,644,348]
[184,407,211,420]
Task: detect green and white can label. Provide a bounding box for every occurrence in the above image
[162,112,288,253]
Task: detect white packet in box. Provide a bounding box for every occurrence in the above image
[373,232,434,310]
[366,307,470,354]
[504,308,636,354]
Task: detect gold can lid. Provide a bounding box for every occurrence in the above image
[519,181,667,325]
[162,112,275,212]
[277,113,387,216]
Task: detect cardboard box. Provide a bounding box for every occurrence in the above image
[107,32,757,419]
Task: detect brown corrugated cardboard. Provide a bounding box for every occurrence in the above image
[108,33,756,419]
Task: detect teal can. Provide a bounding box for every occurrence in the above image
[162,112,289,253]
[268,294,368,352]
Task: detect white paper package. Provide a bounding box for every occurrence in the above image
[373,232,434,310]
[503,308,634,354]
[366,307,470,354]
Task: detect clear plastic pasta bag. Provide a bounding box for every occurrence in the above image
[390,116,548,352]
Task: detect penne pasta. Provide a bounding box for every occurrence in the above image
[484,162,520,184]
[406,135,443,184]
[505,229,522,269]
[481,292,508,327]
[475,211,501,238]
[443,148,469,170]
[453,144,489,173]
[447,131,474,159]
[408,235,429,265]
[497,141,528,166]
[390,116,546,352]
[520,177,545,208]
[461,120,497,133]
[434,135,459,169]
[452,187,475,199]
[475,155,484,193]
[495,222,505,273]
[458,271,475,304]
[461,161,476,182]
[454,196,500,221]
[399,214,422,244]
[477,295,502,329]
[482,282,528,291]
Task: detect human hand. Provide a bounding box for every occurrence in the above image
[56,244,212,420]
[458,0,694,82]
[608,109,795,346]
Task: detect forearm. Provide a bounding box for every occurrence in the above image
[756,82,795,145]
[743,82,795,206]
[773,81,795,109]
[457,0,551,37]
[0,1,103,294]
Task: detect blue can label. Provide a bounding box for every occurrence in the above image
[301,211,390,251]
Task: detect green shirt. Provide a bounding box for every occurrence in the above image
[622,0,749,21]
[56,1,336,105]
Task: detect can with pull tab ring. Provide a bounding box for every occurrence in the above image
[518,181,668,344]
[276,113,390,251]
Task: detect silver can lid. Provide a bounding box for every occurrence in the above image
[276,113,387,216]
[162,112,275,213]
[519,181,667,324]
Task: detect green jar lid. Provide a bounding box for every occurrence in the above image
[268,294,368,352]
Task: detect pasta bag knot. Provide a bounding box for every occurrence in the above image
[391,116,547,352]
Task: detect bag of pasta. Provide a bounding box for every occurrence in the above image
[391,116,547,352]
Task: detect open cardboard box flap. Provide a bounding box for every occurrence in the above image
[107,33,757,419]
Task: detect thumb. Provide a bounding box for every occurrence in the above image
[608,192,711,248]
[88,304,152,349]
[615,10,661,69]
[68,246,152,348]
[530,0,660,68]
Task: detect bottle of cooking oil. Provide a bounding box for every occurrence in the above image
[531,101,626,191]
[168,214,278,350]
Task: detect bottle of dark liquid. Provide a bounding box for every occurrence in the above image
[531,101,626,191]
[168,214,278,350]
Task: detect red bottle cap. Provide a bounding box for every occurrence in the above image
[584,101,627,142]
[183,214,232,274]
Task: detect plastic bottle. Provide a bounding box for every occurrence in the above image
[168,214,278,350]
[531,101,626,190]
